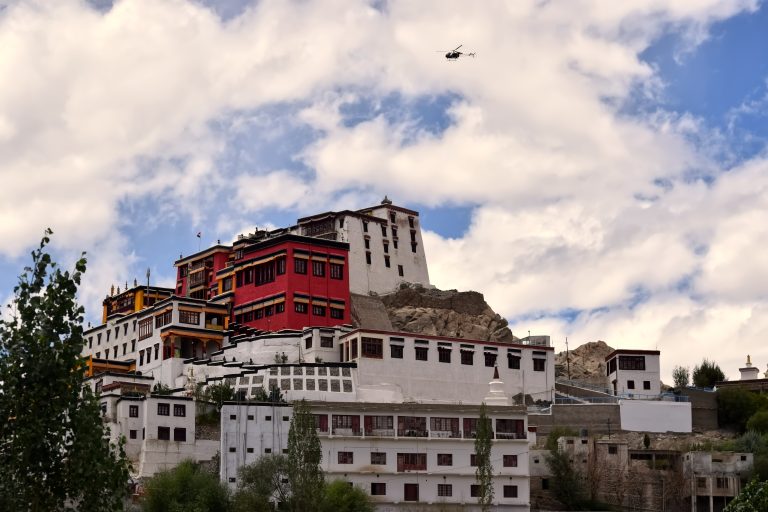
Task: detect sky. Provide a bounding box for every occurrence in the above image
[1,0,768,384]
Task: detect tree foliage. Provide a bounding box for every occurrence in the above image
[718,387,761,432]
[724,479,768,511]
[672,365,690,389]
[206,382,235,411]
[141,459,230,512]
[0,230,131,511]
[747,411,768,435]
[474,402,494,511]
[319,480,374,512]
[692,359,725,388]
[546,448,586,510]
[287,399,324,511]
[232,455,289,512]
[544,426,579,451]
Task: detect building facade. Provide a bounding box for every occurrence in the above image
[606,349,661,397]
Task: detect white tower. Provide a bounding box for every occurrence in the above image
[739,355,760,381]
[484,366,510,406]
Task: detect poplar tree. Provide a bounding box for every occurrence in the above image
[0,230,130,511]
[287,399,324,511]
[474,402,494,511]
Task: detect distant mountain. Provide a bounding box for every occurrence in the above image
[555,340,614,386]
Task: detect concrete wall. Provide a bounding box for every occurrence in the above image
[619,400,692,433]
[529,404,621,436]
[680,388,719,432]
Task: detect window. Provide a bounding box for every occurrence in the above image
[255,262,275,285]
[504,455,518,467]
[221,277,233,292]
[408,216,414,228]
[415,346,428,361]
[381,225,387,237]
[697,478,707,488]
[437,483,452,497]
[404,483,419,502]
[508,352,521,369]
[312,260,325,277]
[131,340,135,352]
[437,453,453,466]
[88,336,93,349]
[145,348,151,363]
[312,305,326,316]
[643,381,651,390]
[122,343,127,355]
[371,482,386,496]
[320,336,334,348]
[471,484,481,497]
[173,427,186,442]
[461,350,474,365]
[619,355,646,371]
[533,358,545,372]
[305,337,313,349]
[138,318,153,340]
[97,333,102,345]
[411,242,417,253]
[371,452,387,465]
[295,302,308,314]
[608,445,618,455]
[113,347,118,358]
[364,238,370,250]
[397,453,426,472]
[338,451,354,464]
[129,429,137,439]
[276,302,285,314]
[129,405,139,417]
[247,447,254,453]
[504,485,518,498]
[361,337,383,358]
[627,380,635,390]
[438,347,451,363]
[365,252,371,265]
[276,256,286,275]
[229,447,237,453]
[106,330,110,342]
[389,211,396,223]
[173,404,186,417]
[154,343,159,360]
[157,403,169,416]
[362,221,368,233]
[390,344,403,358]
[155,310,172,328]
[397,265,404,277]
[471,454,478,466]
[384,255,390,268]
[179,310,199,325]
[383,241,389,254]
[294,258,307,274]
[716,478,729,489]
[157,426,170,440]
[330,307,343,319]
[484,352,497,367]
[330,263,343,279]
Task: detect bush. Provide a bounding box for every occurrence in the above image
[672,366,690,389]
[747,411,768,434]
[141,460,229,512]
[693,359,725,388]
[545,426,579,451]
[319,480,374,512]
[718,388,760,432]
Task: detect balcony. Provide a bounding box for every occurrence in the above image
[430,430,461,439]
[331,428,363,437]
[398,429,428,438]
[366,429,396,438]
[496,432,528,440]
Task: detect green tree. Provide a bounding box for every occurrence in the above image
[141,459,230,512]
[232,455,290,512]
[718,387,760,432]
[724,479,768,511]
[474,402,494,511]
[287,399,324,511]
[544,426,579,451]
[747,411,768,434]
[207,382,234,411]
[693,359,725,388]
[672,365,690,389]
[152,382,172,395]
[546,447,586,510]
[319,480,374,512]
[0,230,131,511]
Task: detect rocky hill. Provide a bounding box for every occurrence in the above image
[351,284,516,343]
[554,340,614,386]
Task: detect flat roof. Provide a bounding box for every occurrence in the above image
[174,245,232,266]
[605,349,660,361]
[340,328,555,351]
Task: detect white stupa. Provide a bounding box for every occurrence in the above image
[739,355,760,381]
[484,366,510,406]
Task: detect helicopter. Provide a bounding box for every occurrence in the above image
[438,44,476,60]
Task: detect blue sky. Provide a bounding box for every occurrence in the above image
[2,0,768,382]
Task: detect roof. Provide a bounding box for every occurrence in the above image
[174,245,232,266]
[605,349,661,361]
[340,328,555,351]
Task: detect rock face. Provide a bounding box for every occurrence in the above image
[361,284,516,343]
[555,340,614,385]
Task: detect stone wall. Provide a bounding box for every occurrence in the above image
[529,404,621,437]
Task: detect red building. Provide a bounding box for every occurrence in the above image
[174,233,350,332]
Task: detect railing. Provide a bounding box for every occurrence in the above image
[496,432,527,440]
[555,396,618,405]
[556,378,613,395]
[620,392,690,402]
[331,428,363,436]
[430,430,461,439]
[398,429,428,438]
[366,429,396,438]
[205,323,224,331]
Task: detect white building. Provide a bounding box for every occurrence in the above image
[295,198,431,296]
[220,399,532,511]
[605,349,661,397]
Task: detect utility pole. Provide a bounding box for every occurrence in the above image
[566,337,571,380]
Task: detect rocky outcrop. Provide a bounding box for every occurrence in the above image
[554,340,614,385]
[352,284,516,343]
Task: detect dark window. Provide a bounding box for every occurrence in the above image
[338,451,354,464]
[173,427,186,442]
[390,211,396,223]
[138,318,153,340]
[173,404,186,417]
[408,216,414,228]
[264,448,271,453]
[438,484,452,497]
[619,355,646,371]
[504,455,518,467]
[461,350,474,365]
[397,453,427,472]
[364,238,370,250]
[330,307,343,319]
[312,305,326,316]
[438,347,451,363]
[504,485,518,498]
[129,405,139,417]
[131,340,135,352]
[471,454,478,467]
[470,484,481,497]
[643,381,651,390]
[129,429,137,439]
[276,302,285,314]
[365,252,371,265]
[390,344,403,359]
[411,242,417,253]
[179,310,199,325]
[320,336,334,348]
[533,358,545,371]
[157,403,170,416]
[383,241,389,254]
[123,343,127,355]
[381,225,387,237]
[247,448,254,453]
[371,452,387,465]
[97,333,102,345]
[627,380,635,390]
[398,265,404,276]
[542,478,549,490]
[415,346,428,361]
[229,447,236,453]
[330,263,343,279]
[312,261,325,277]
[255,262,275,285]
[371,482,386,495]
[157,426,170,440]
[384,255,390,267]
[154,343,159,360]
[294,258,307,274]
[88,337,93,349]
[508,353,521,369]
[404,483,419,502]
[362,337,383,359]
[437,453,453,466]
[608,445,618,455]
[264,305,273,316]
[295,302,308,314]
[221,277,233,292]
[484,352,497,367]
[154,310,172,328]
[276,256,286,275]
[362,221,368,233]
[305,337,312,349]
